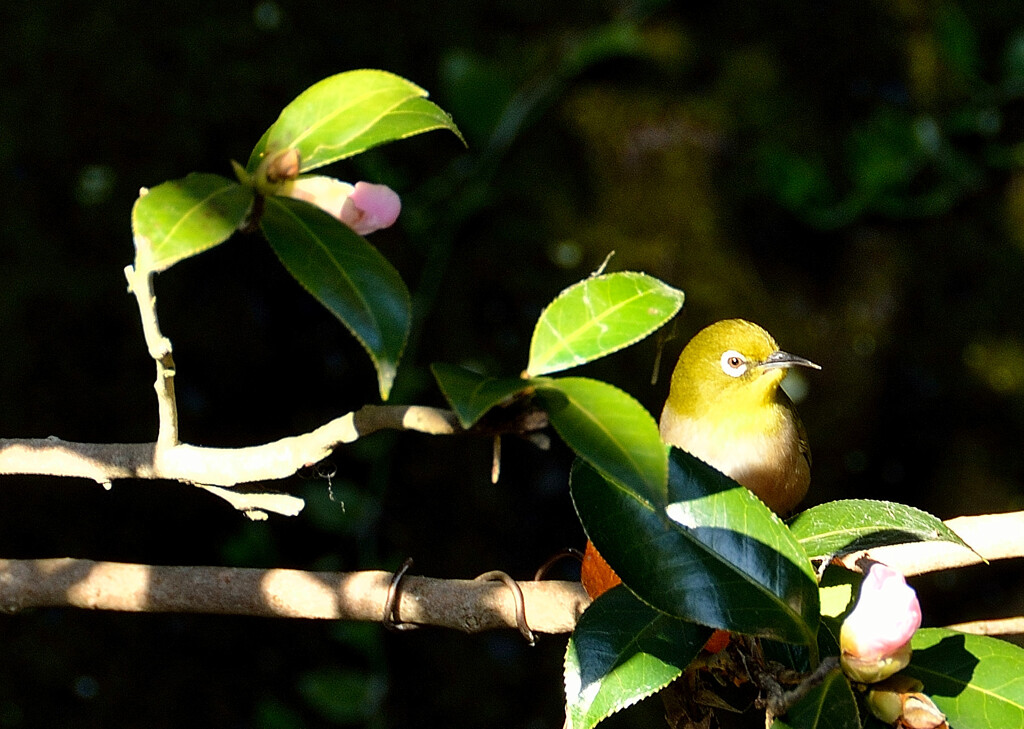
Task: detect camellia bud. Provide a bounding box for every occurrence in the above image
[265,148,301,183]
[281,177,401,235]
[840,563,922,684]
[338,181,401,235]
[866,675,948,728]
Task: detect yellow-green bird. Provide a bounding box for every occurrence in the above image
[582,318,820,598]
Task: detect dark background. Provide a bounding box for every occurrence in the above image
[2,1,1024,727]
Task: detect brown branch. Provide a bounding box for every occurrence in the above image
[125,262,179,449]
[944,617,1024,636]
[835,511,1024,576]
[0,558,590,634]
[0,405,463,488]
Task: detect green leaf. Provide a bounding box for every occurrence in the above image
[247,69,463,174]
[527,272,685,377]
[789,499,974,559]
[772,669,860,729]
[565,586,710,729]
[571,448,819,645]
[904,628,1024,729]
[298,667,384,724]
[132,173,253,273]
[260,195,410,400]
[430,363,531,429]
[535,377,667,504]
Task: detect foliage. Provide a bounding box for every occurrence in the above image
[80,65,1024,729]
[12,2,1024,724]
[131,69,462,400]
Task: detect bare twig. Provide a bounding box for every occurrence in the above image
[835,511,1024,576]
[758,656,840,723]
[0,558,589,634]
[0,405,465,487]
[944,617,1024,636]
[124,262,178,450]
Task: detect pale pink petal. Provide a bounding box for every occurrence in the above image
[840,563,922,682]
[281,177,354,219]
[338,181,401,235]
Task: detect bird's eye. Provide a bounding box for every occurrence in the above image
[720,350,747,377]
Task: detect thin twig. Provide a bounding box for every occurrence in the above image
[835,511,1024,576]
[944,616,1024,636]
[124,262,178,450]
[0,405,462,487]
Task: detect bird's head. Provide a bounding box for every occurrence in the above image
[667,319,820,418]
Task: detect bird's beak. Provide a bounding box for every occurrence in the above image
[759,349,821,371]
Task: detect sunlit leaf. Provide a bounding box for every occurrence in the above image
[789,499,974,559]
[132,173,252,273]
[904,628,1024,729]
[527,272,684,377]
[247,69,463,174]
[430,363,531,429]
[536,377,667,503]
[772,669,860,729]
[565,586,710,729]
[571,449,819,645]
[260,195,410,400]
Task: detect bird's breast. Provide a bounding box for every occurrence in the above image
[659,407,810,515]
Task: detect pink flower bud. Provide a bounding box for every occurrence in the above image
[281,177,401,235]
[840,563,922,683]
[338,181,401,235]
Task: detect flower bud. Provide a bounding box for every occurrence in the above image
[338,181,401,235]
[281,177,401,235]
[866,676,947,728]
[840,563,921,683]
[265,148,301,183]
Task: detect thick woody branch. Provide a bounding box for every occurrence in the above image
[0,558,589,635]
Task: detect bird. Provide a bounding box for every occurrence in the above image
[581,318,820,599]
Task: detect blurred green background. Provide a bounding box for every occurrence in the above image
[3,1,1024,727]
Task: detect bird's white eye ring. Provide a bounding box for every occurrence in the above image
[720,350,747,377]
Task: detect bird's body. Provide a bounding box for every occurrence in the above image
[581,318,819,598]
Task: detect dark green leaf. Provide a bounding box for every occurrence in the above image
[565,586,710,729]
[536,377,667,503]
[772,669,860,729]
[132,173,252,273]
[298,667,384,724]
[430,363,532,429]
[904,628,1024,729]
[247,70,463,174]
[789,499,974,559]
[261,196,410,400]
[527,272,685,377]
[571,449,819,645]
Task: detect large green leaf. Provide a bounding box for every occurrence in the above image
[260,196,410,400]
[904,628,1024,729]
[564,586,710,729]
[789,499,974,559]
[772,670,860,729]
[527,272,685,377]
[430,363,532,429]
[571,448,819,645]
[535,377,667,504]
[132,173,253,273]
[247,70,463,174]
